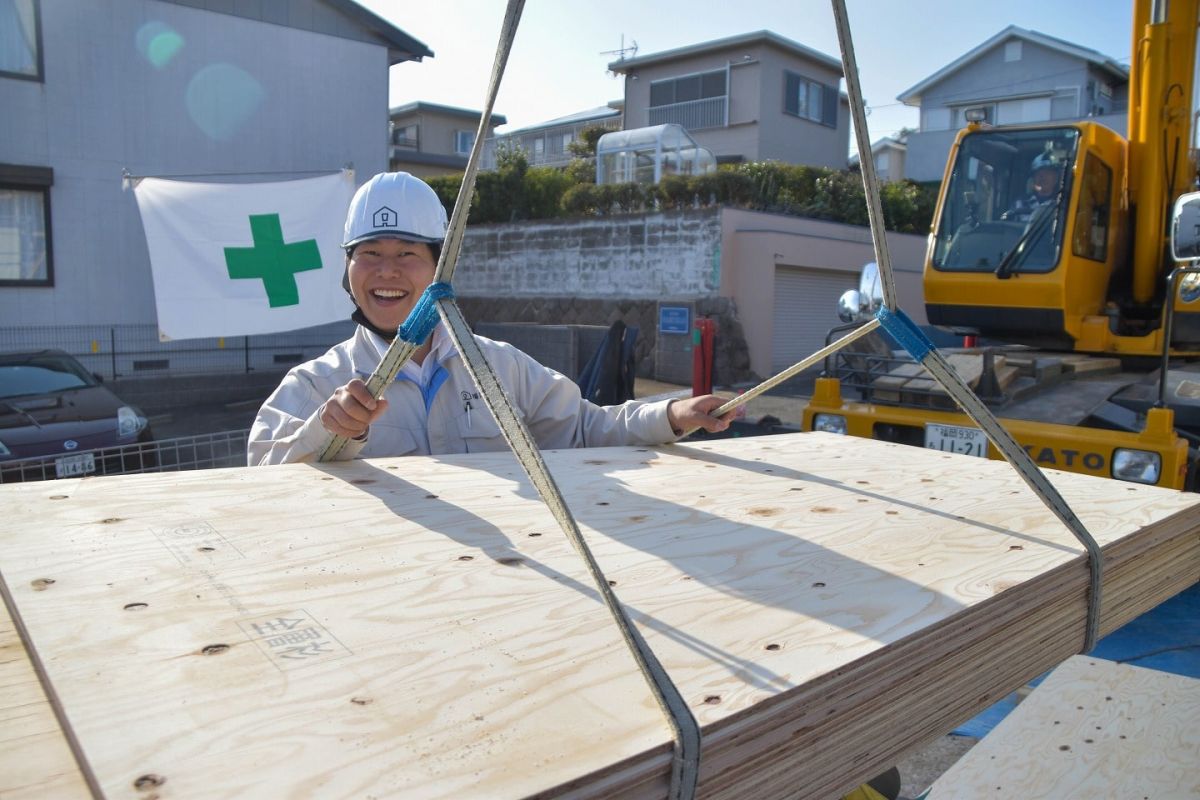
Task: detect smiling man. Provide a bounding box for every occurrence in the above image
[248,172,731,465]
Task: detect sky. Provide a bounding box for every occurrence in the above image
[358,0,1131,154]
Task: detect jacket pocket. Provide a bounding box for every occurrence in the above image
[454,404,508,453]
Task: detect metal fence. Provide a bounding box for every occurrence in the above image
[648,96,727,131]
[0,430,251,483]
[0,322,355,381]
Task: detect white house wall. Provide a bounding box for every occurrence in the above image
[0,0,389,330]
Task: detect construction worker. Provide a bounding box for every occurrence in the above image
[1003,151,1064,223]
[248,172,733,465]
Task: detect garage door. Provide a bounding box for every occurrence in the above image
[771,267,858,372]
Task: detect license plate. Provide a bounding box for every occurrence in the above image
[55,453,96,478]
[924,423,987,458]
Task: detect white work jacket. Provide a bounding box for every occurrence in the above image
[247,325,677,465]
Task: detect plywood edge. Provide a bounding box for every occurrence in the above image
[0,574,93,799]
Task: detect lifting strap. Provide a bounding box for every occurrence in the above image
[697,0,1104,656]
[316,2,701,796]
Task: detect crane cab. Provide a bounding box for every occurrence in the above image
[924,122,1127,351]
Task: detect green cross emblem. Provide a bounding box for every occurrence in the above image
[224,213,322,307]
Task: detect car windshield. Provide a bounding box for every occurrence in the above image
[0,355,98,399]
[931,127,1079,274]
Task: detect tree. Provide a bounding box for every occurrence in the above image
[565,124,611,185]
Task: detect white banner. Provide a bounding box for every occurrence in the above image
[133,172,355,340]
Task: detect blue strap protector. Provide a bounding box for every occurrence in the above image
[397,282,455,344]
[875,305,935,362]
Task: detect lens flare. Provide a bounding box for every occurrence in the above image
[185,63,265,141]
[135,21,184,69]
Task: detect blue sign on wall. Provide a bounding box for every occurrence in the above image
[658,306,690,334]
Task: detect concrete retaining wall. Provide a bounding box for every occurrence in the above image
[455,208,723,298]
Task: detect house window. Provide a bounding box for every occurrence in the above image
[0,0,42,80]
[648,69,727,129]
[547,132,574,156]
[0,165,54,286]
[1050,88,1079,120]
[784,71,836,127]
[1072,153,1112,262]
[922,107,951,132]
[649,69,726,107]
[1004,41,1022,62]
[391,124,419,148]
[532,137,545,158]
[455,130,475,156]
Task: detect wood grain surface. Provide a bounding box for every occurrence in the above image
[0,612,91,799]
[926,656,1200,798]
[0,433,1196,799]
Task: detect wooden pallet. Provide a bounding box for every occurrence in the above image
[1,434,1197,799]
[925,656,1200,798]
[871,353,1018,407]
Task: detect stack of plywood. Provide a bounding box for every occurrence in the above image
[872,353,1019,407]
[925,655,1200,798]
[1,433,1197,799]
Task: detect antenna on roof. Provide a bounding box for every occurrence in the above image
[600,34,638,61]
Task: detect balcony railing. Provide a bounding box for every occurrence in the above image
[648,96,727,131]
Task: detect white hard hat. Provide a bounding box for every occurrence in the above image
[342,172,448,249]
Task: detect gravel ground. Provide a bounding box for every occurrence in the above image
[895,735,979,798]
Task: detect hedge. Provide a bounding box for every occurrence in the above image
[424,152,938,235]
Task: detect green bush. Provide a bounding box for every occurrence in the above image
[425,173,465,217]
[524,166,573,220]
[655,174,693,210]
[805,170,868,226]
[421,151,937,232]
[562,183,603,216]
[712,169,756,206]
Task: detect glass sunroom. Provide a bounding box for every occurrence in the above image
[595,124,716,185]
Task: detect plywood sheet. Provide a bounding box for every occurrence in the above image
[926,656,1200,799]
[0,433,1197,799]
[0,609,90,799]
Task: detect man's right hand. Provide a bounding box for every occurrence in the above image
[319,378,389,440]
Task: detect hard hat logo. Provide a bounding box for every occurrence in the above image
[372,206,398,229]
[342,171,448,249]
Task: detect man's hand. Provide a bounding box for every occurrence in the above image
[667,395,734,436]
[319,379,389,440]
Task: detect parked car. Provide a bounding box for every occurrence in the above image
[0,350,154,481]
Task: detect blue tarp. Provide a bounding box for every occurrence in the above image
[953,581,1200,738]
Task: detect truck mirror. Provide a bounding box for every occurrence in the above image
[1170,191,1200,260]
[838,289,867,323]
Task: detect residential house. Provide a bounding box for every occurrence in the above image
[607,31,850,169]
[482,103,623,170]
[389,101,507,177]
[848,136,907,182]
[898,25,1129,181]
[1,0,428,373]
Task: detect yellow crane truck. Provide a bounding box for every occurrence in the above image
[803,0,1200,490]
